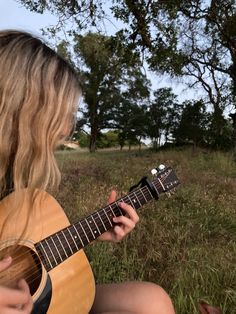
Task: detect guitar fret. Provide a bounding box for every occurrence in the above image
[73,224,85,247]
[79,221,90,243]
[34,167,178,272]
[138,190,146,206]
[91,214,101,235]
[67,227,80,250]
[134,191,142,207]
[39,242,53,270]
[51,235,63,262]
[44,238,58,267]
[103,208,113,227]
[129,193,139,209]
[96,211,107,231]
[116,200,124,216]
[109,204,116,217]
[63,228,77,253]
[145,186,153,199]
[140,189,148,202]
[61,230,73,255]
[56,233,68,258]
[127,195,134,208]
[84,218,96,239]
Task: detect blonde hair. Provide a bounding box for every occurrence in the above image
[0,30,80,198]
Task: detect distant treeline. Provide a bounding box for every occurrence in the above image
[73,94,233,151]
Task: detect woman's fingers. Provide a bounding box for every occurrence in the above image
[117,202,140,224]
[112,225,126,242]
[111,203,140,242]
[99,190,140,242]
[0,257,12,272]
[0,286,29,306]
[108,190,117,204]
[18,279,33,313]
[113,215,135,230]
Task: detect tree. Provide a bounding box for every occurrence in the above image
[20,0,236,153]
[111,61,150,150]
[114,100,149,151]
[147,88,179,149]
[96,131,119,149]
[111,1,236,154]
[174,100,209,149]
[72,32,146,152]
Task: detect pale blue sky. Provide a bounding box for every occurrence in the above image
[0,0,197,101]
[0,0,57,35]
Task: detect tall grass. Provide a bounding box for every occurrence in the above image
[55,148,236,313]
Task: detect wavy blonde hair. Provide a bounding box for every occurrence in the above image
[0,30,80,199]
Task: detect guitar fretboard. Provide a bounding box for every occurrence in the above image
[35,167,179,272]
[35,185,154,271]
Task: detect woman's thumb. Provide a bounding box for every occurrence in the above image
[0,256,12,272]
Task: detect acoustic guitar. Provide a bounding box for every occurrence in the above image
[0,165,179,314]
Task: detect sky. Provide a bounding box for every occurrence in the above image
[0,0,57,35]
[0,0,198,102]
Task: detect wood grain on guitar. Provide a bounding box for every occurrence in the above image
[0,166,179,314]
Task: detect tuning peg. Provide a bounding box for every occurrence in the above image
[151,164,166,176]
[158,164,165,171]
[151,168,158,175]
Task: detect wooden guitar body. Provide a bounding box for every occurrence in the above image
[0,190,95,314]
[0,167,179,314]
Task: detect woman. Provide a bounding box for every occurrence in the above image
[0,30,175,314]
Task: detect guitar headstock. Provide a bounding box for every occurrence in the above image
[152,165,180,195]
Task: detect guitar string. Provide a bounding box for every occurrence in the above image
[7,185,154,266]
[5,173,176,289]
[3,174,171,273]
[2,186,156,287]
[3,173,170,268]
[3,174,174,286]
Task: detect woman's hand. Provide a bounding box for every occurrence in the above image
[0,256,33,314]
[98,190,139,243]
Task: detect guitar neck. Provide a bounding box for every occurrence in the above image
[35,169,176,272]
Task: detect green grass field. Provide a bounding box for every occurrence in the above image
[55,148,236,314]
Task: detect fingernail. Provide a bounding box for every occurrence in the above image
[2,256,11,263]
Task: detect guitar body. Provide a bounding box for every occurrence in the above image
[0,167,179,314]
[0,190,95,314]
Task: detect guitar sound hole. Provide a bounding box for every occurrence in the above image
[0,245,42,295]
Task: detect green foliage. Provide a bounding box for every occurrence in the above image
[77,132,90,148]
[71,32,150,152]
[96,131,119,149]
[114,101,148,149]
[147,87,179,148]
[206,112,234,150]
[55,148,236,314]
[19,0,236,154]
[174,100,208,147]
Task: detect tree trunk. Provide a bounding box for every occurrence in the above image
[89,124,98,153]
[229,113,236,161]
[153,139,158,151]
[139,142,141,152]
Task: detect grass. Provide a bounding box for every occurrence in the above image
[55,148,236,314]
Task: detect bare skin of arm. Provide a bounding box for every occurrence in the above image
[91,191,176,314]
